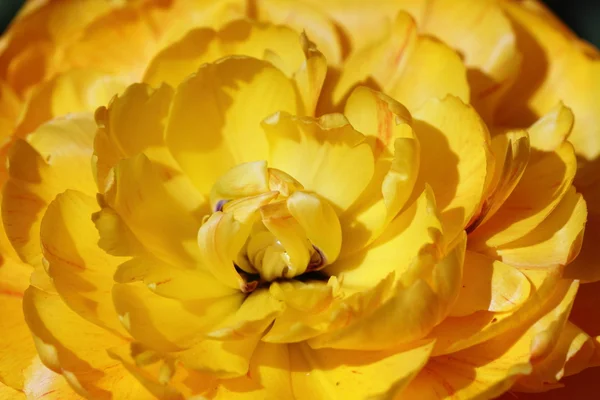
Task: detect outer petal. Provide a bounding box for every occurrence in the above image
[450,251,531,317]
[334,12,469,111]
[493,187,586,267]
[469,142,577,253]
[112,282,243,352]
[0,257,35,391]
[2,114,96,267]
[311,234,465,351]
[40,190,127,336]
[412,96,493,243]
[394,0,521,121]
[402,280,579,399]
[340,87,417,252]
[328,187,442,289]
[498,0,600,162]
[430,267,563,355]
[289,340,434,399]
[165,57,299,195]
[104,154,203,268]
[144,20,326,115]
[263,112,374,211]
[14,69,128,138]
[254,0,342,65]
[23,286,163,399]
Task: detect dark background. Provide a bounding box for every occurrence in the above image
[0,0,599,47]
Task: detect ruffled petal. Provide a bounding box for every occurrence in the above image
[335,12,469,111]
[328,186,441,289]
[469,142,577,253]
[165,57,299,195]
[14,69,128,138]
[263,112,374,211]
[40,189,127,336]
[144,20,326,115]
[450,251,531,317]
[311,234,465,351]
[2,114,96,267]
[412,96,493,243]
[498,0,600,161]
[402,279,579,399]
[290,340,434,399]
[23,285,165,399]
[0,257,35,391]
[112,282,243,352]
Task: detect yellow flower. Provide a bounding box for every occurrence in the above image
[0,1,597,400]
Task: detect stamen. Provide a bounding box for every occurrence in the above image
[307,246,326,271]
[215,199,230,212]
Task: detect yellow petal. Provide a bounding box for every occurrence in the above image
[197,211,248,290]
[165,57,299,195]
[450,251,531,317]
[335,12,469,111]
[206,288,283,340]
[290,340,434,399]
[493,187,586,267]
[340,87,417,252]
[0,257,35,391]
[114,256,236,301]
[144,20,325,115]
[498,0,600,161]
[514,321,597,392]
[22,356,89,400]
[430,266,563,356]
[255,0,342,65]
[112,282,243,352]
[469,142,577,251]
[311,236,464,351]
[328,186,442,290]
[264,279,339,343]
[179,337,260,379]
[93,82,177,188]
[23,285,162,399]
[469,129,530,231]
[15,69,128,138]
[209,161,270,210]
[263,112,374,211]
[105,154,203,268]
[528,102,574,152]
[2,114,96,268]
[343,85,412,156]
[403,280,579,399]
[40,189,127,336]
[287,191,342,266]
[394,0,520,122]
[413,96,493,243]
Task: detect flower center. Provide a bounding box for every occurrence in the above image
[207,161,341,285]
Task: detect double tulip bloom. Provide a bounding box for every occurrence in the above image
[0,0,598,399]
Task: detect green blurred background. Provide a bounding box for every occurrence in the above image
[0,0,599,46]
